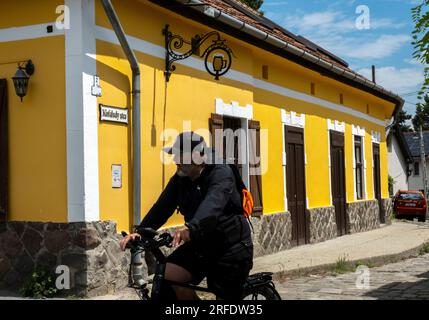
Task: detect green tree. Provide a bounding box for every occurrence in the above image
[239,0,264,11]
[411,1,429,100]
[412,95,429,130]
[397,110,413,132]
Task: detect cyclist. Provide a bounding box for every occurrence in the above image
[120,131,253,300]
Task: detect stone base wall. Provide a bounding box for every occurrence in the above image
[381,198,393,225]
[346,200,380,233]
[307,206,337,244]
[249,212,292,257]
[0,221,130,297]
[1,204,388,297]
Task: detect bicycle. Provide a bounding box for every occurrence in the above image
[121,228,282,301]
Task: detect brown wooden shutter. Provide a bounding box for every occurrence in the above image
[209,113,224,155]
[0,79,8,222]
[249,120,263,216]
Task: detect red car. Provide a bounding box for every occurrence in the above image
[394,190,427,222]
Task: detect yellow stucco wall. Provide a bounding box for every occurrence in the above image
[1,0,393,228]
[93,0,394,232]
[0,0,61,28]
[0,36,67,222]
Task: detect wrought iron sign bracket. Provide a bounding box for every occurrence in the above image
[162,24,234,82]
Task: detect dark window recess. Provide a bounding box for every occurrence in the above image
[414,162,420,176]
[340,93,344,104]
[366,104,370,114]
[311,83,315,95]
[209,114,263,216]
[223,116,243,177]
[262,65,269,80]
[354,136,364,200]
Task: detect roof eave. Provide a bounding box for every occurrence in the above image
[150,0,404,116]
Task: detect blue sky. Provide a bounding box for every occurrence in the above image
[261,0,424,115]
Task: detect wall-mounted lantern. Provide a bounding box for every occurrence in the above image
[163,25,234,82]
[12,60,35,102]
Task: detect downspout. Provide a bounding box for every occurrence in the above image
[100,0,141,228]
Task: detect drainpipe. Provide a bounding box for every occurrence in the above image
[100,0,141,228]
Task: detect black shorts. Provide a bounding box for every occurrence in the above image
[167,239,253,300]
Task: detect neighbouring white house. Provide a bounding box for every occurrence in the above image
[387,125,413,195]
[404,130,429,193]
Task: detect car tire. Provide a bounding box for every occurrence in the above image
[418,216,426,222]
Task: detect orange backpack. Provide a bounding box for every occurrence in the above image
[229,164,255,229]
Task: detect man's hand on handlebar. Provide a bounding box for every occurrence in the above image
[172,225,190,248]
[120,233,141,251]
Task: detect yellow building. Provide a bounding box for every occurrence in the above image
[0,0,403,296]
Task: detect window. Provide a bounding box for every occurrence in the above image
[311,83,315,95]
[354,136,364,200]
[209,113,263,215]
[262,65,269,80]
[397,192,423,200]
[414,162,420,176]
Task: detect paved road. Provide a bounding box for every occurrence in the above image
[275,253,429,300]
[3,253,429,300]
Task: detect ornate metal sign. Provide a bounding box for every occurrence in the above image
[163,24,234,82]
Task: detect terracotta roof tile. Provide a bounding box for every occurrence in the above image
[201,0,368,78]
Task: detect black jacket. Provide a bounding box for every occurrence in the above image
[137,164,249,253]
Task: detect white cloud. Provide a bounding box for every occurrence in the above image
[265,9,410,61]
[357,66,424,94]
[325,34,411,60]
[275,9,405,36]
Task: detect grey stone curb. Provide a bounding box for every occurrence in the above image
[272,241,429,282]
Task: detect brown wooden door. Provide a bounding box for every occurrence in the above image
[0,79,8,222]
[285,126,308,246]
[330,131,348,236]
[373,144,384,223]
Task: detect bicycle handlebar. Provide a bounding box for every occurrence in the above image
[121,229,173,252]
